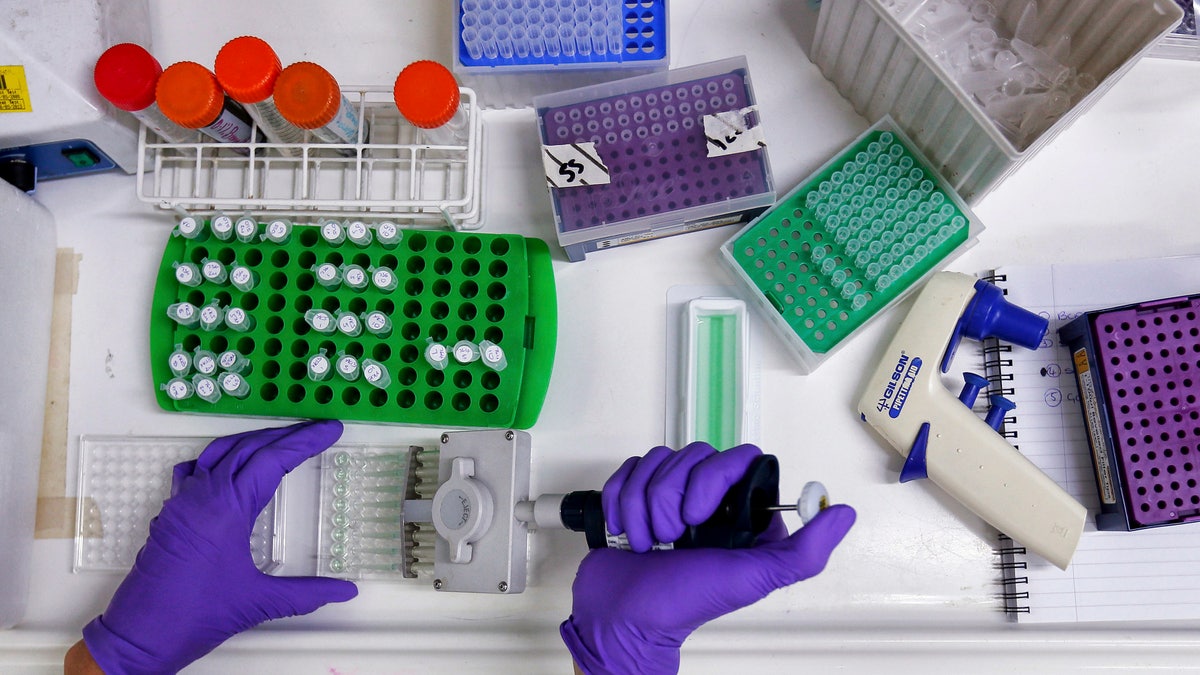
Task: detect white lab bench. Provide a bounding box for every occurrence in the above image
[5,0,1200,672]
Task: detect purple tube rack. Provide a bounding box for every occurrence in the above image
[1090,296,1200,527]
[539,67,771,234]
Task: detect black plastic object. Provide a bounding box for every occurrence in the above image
[564,454,781,550]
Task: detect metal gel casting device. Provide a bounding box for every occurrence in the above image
[857,272,1085,569]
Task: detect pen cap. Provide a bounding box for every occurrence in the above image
[94,43,163,112]
[273,62,341,129]
[393,60,460,129]
[156,61,224,129]
[961,279,1047,350]
[214,36,283,104]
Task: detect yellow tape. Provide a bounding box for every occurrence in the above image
[0,65,33,113]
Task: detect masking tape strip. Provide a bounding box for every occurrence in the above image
[35,249,80,539]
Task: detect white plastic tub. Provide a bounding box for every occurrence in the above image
[812,0,1182,202]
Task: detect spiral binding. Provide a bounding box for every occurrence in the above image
[984,269,1033,616]
[994,533,1031,615]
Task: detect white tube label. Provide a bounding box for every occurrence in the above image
[703,106,766,158]
[204,107,255,143]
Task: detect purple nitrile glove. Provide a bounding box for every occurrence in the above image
[561,442,856,675]
[82,420,358,675]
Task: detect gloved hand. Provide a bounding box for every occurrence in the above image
[560,442,856,675]
[82,420,358,675]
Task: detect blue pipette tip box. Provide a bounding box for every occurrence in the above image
[456,0,669,72]
[534,56,775,262]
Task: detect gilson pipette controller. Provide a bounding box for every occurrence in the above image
[858,272,1085,570]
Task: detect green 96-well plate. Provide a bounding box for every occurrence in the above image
[150,224,557,429]
[725,123,973,357]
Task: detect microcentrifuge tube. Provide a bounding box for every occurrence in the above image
[167,302,200,327]
[163,377,194,401]
[229,263,257,291]
[312,262,341,289]
[225,306,255,332]
[376,221,401,248]
[370,266,397,292]
[341,264,368,291]
[218,371,251,399]
[193,348,219,377]
[346,220,373,247]
[176,216,205,240]
[361,359,391,389]
[335,352,360,381]
[336,311,362,337]
[193,374,222,403]
[425,340,449,370]
[211,214,235,241]
[199,301,224,331]
[305,308,337,334]
[263,218,293,244]
[201,258,228,285]
[218,349,251,373]
[452,340,480,364]
[321,220,346,246]
[307,350,332,382]
[479,340,508,371]
[168,344,192,377]
[363,310,392,337]
[235,217,258,243]
[173,261,202,287]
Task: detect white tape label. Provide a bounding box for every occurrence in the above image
[703,106,766,158]
[542,142,611,188]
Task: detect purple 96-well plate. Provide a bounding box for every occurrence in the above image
[1092,296,1200,527]
[539,67,772,234]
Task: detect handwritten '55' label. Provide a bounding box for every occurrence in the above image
[542,142,611,188]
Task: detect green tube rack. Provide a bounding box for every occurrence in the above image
[720,118,981,373]
[150,223,557,429]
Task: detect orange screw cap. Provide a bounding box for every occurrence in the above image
[156,62,224,129]
[214,36,282,104]
[273,62,341,130]
[393,60,461,129]
[94,43,163,112]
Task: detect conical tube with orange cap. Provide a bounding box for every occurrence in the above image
[273,62,367,153]
[93,44,195,143]
[393,60,470,146]
[156,61,264,148]
[214,36,307,154]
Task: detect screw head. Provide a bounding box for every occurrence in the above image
[505,430,514,441]
[440,433,449,445]
[497,581,509,592]
[433,579,444,590]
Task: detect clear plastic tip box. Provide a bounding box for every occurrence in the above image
[812,0,1182,202]
[535,56,775,262]
[720,119,981,373]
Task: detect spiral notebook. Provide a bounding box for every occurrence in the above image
[983,255,1200,624]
